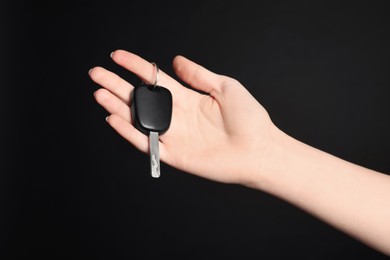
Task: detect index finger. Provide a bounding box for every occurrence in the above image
[110,49,182,93]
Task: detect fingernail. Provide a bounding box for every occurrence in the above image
[105,116,109,122]
[110,51,114,58]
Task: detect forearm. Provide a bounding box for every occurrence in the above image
[252,127,390,255]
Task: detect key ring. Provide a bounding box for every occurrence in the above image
[151,62,159,87]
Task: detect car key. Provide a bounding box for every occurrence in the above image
[131,63,172,178]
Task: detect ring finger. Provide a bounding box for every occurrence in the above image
[94,88,132,123]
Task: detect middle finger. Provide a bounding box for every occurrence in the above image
[89,66,134,105]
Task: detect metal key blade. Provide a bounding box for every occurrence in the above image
[149,131,160,178]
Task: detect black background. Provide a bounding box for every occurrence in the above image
[1,1,390,259]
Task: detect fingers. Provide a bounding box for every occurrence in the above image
[106,114,149,154]
[89,66,133,104]
[172,55,225,95]
[106,114,171,163]
[94,88,132,122]
[92,50,181,161]
[111,50,181,93]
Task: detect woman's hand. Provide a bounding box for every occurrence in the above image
[89,49,278,186]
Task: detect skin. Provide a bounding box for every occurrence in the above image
[89,49,390,256]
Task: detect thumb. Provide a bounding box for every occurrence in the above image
[172,55,225,95]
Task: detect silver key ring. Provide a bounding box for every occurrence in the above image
[151,62,159,87]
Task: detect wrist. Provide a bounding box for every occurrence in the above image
[240,124,289,190]
[243,124,310,196]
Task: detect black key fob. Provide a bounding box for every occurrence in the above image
[131,84,173,136]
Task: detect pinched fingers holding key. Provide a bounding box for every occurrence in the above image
[90,50,176,178]
[110,50,184,94]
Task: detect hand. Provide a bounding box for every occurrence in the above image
[89,50,278,186]
[90,50,390,256]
